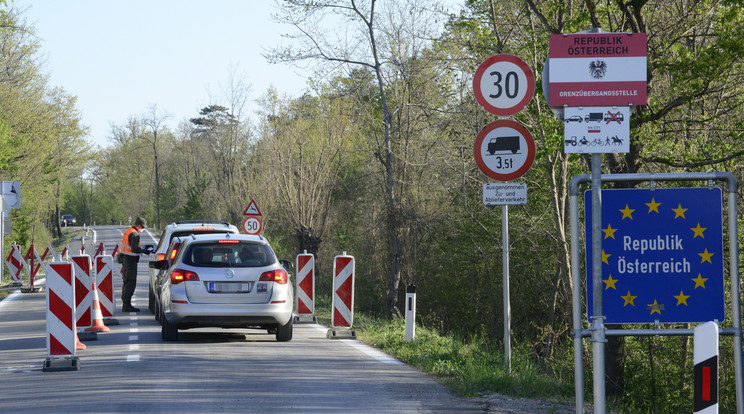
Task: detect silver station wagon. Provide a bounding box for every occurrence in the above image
[153,233,294,342]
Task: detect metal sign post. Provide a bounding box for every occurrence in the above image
[590,154,606,414]
[473,54,535,376]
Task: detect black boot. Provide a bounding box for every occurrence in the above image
[122,303,141,312]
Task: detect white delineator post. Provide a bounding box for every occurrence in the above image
[327,252,356,339]
[404,284,416,342]
[694,321,719,414]
[43,261,80,372]
[294,251,316,324]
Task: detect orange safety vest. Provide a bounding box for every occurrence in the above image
[121,226,139,256]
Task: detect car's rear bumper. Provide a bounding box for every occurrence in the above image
[164,300,293,329]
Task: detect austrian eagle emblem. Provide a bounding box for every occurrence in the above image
[589,60,607,79]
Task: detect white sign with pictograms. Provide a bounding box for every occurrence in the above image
[563,106,630,153]
[473,54,535,116]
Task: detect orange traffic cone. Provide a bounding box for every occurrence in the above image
[75,331,86,350]
[85,283,110,333]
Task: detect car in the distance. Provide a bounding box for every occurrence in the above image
[147,220,240,314]
[152,233,295,342]
[60,215,76,226]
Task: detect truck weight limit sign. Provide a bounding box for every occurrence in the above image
[473,54,535,116]
[473,119,535,181]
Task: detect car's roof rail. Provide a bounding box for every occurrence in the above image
[173,220,233,226]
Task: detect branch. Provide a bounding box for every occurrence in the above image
[644,150,744,168]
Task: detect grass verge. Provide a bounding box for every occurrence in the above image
[313,296,574,403]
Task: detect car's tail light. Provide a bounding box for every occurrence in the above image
[217,240,240,244]
[259,269,288,285]
[157,253,166,261]
[193,228,215,231]
[169,243,181,261]
[170,269,200,284]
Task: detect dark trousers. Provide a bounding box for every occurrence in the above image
[121,254,140,306]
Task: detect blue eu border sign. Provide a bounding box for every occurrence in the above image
[585,187,724,324]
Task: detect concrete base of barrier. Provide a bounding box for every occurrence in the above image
[21,285,42,293]
[293,314,317,324]
[42,357,80,372]
[327,328,357,340]
[77,331,98,341]
[103,317,120,326]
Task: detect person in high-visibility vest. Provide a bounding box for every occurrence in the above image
[120,216,153,312]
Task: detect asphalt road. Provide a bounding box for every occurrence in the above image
[0,225,485,413]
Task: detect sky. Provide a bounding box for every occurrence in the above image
[15,0,313,148]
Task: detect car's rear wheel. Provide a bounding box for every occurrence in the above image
[161,309,178,341]
[276,320,293,342]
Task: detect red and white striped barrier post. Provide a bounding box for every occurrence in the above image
[21,244,44,293]
[93,243,105,257]
[294,251,316,324]
[95,255,119,326]
[43,261,80,372]
[72,255,96,341]
[4,244,25,285]
[694,321,719,413]
[61,245,70,261]
[327,252,356,339]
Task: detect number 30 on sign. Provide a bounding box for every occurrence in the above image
[473,54,535,116]
[242,216,262,235]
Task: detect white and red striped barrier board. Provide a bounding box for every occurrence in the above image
[95,255,115,318]
[331,253,355,329]
[72,255,92,329]
[46,262,76,357]
[5,244,25,283]
[694,321,719,413]
[296,253,315,316]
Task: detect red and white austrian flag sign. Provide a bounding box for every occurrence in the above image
[548,33,647,106]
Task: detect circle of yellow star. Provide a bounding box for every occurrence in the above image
[645,198,661,213]
[672,203,688,219]
[601,250,611,265]
[603,275,618,290]
[620,204,635,220]
[602,224,618,239]
[698,248,714,264]
[674,290,690,306]
[647,299,664,315]
[621,291,637,307]
[692,273,708,289]
[690,223,707,239]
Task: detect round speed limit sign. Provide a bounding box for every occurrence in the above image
[473,54,535,116]
[242,216,263,235]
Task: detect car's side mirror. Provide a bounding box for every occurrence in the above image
[149,259,169,270]
[279,260,294,271]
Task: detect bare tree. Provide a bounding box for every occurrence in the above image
[141,104,171,229]
[270,0,408,317]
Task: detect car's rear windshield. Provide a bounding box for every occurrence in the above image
[183,241,276,268]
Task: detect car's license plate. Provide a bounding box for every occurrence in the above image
[208,282,252,293]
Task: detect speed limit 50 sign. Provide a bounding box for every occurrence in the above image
[242,216,262,235]
[473,54,535,116]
